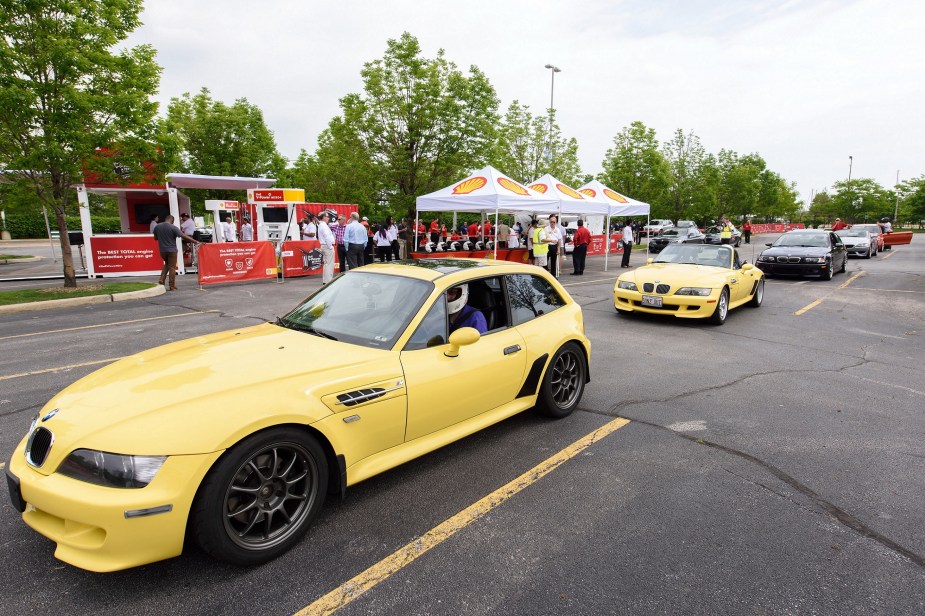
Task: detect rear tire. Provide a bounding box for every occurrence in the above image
[191,428,328,566]
[748,279,764,307]
[535,342,587,419]
[709,288,730,325]
[839,255,847,273]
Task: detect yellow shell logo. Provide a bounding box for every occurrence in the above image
[528,183,548,194]
[604,188,628,203]
[579,188,596,198]
[452,176,487,195]
[557,183,583,199]
[498,178,530,196]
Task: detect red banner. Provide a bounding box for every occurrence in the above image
[280,240,324,277]
[198,241,277,285]
[90,235,163,273]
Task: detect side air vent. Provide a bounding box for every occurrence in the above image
[336,388,386,407]
[25,427,54,468]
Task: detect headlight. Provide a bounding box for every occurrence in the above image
[758,255,775,262]
[57,449,167,488]
[803,257,826,263]
[618,280,638,291]
[854,240,869,246]
[676,287,712,296]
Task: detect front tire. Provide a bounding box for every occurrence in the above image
[536,342,587,418]
[709,287,730,325]
[191,428,328,566]
[823,260,833,280]
[748,279,764,307]
[865,245,873,259]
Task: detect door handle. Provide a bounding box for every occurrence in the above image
[504,345,521,355]
[730,278,738,283]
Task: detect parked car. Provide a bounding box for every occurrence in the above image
[7,259,590,572]
[613,243,764,325]
[756,229,848,280]
[835,228,876,258]
[648,226,706,253]
[849,224,884,253]
[642,219,674,236]
[676,220,698,228]
[192,226,214,243]
[704,225,742,247]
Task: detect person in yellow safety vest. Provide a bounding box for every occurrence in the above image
[720,217,733,245]
[532,219,552,268]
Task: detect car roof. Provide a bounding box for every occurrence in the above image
[357,258,534,282]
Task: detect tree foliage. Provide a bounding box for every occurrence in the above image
[0,0,160,285]
[829,179,895,224]
[158,88,285,203]
[599,121,670,211]
[490,102,581,186]
[311,32,500,220]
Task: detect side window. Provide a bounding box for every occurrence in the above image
[830,233,842,247]
[404,296,447,350]
[733,250,742,269]
[507,274,565,326]
[465,276,508,332]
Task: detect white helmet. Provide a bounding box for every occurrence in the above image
[447,284,469,315]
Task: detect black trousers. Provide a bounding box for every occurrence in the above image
[621,241,632,267]
[548,245,559,277]
[573,244,587,274]
[744,231,751,244]
[347,244,365,270]
[363,240,374,264]
[376,246,393,262]
[337,244,347,272]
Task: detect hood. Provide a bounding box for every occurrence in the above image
[761,246,831,257]
[30,323,401,465]
[625,263,729,287]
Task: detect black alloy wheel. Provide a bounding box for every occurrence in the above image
[823,259,834,280]
[536,342,587,419]
[192,428,328,566]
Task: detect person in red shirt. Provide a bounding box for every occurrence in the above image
[429,218,441,243]
[831,218,847,231]
[467,221,479,238]
[450,230,460,241]
[570,220,592,275]
[742,219,752,244]
[441,224,448,240]
[482,220,492,238]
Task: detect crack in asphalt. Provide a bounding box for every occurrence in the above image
[0,403,42,419]
[575,392,925,571]
[141,298,268,323]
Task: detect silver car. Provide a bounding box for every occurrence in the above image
[835,228,875,258]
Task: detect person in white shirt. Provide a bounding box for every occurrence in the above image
[301,214,317,240]
[221,215,237,242]
[621,219,634,268]
[546,215,563,277]
[374,216,396,262]
[240,217,253,242]
[316,211,336,284]
[149,215,160,233]
[179,213,196,236]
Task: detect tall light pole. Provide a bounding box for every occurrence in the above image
[544,64,561,163]
[848,155,853,181]
[894,169,900,223]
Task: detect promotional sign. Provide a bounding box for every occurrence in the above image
[587,235,607,256]
[280,240,323,278]
[198,241,277,285]
[248,188,306,203]
[90,235,163,273]
[204,199,239,211]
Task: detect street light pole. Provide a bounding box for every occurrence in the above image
[848,155,853,182]
[894,169,900,224]
[544,64,561,162]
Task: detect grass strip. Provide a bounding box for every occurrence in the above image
[0,282,156,306]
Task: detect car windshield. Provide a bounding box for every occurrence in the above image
[653,244,731,268]
[279,271,433,349]
[853,225,880,234]
[662,229,684,237]
[836,229,869,238]
[773,233,828,247]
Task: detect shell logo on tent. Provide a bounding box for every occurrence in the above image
[498,178,530,195]
[579,188,596,198]
[556,184,584,199]
[603,188,628,203]
[528,183,549,194]
[452,176,487,195]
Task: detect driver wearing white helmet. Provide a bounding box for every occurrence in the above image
[447,283,487,334]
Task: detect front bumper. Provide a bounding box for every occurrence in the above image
[844,245,870,256]
[613,288,719,318]
[7,441,222,572]
[756,261,828,277]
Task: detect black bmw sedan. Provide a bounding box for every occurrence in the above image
[648,226,706,253]
[756,230,848,280]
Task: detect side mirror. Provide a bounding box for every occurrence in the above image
[445,327,480,357]
[646,258,654,265]
[765,243,773,247]
[742,263,754,271]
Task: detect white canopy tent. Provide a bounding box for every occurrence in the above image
[577,180,652,271]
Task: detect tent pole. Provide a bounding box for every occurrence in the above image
[414,206,418,257]
[604,213,611,271]
[646,213,650,257]
[493,207,499,259]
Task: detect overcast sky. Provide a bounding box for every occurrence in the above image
[126,0,925,204]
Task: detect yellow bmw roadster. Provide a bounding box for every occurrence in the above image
[7,259,590,572]
[613,244,765,324]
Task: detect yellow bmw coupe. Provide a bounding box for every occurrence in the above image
[613,244,765,324]
[7,260,590,572]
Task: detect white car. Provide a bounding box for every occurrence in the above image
[643,219,674,236]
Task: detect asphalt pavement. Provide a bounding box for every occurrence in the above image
[1,235,923,615]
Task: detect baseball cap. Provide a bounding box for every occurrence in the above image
[362,216,369,221]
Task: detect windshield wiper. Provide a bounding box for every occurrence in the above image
[275,317,338,340]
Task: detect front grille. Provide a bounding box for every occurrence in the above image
[25,427,53,467]
[776,256,801,263]
[656,284,670,294]
[337,388,385,407]
[643,283,653,293]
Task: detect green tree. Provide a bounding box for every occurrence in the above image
[316,32,500,220]
[599,121,670,209]
[0,0,160,286]
[830,179,893,224]
[158,88,286,204]
[490,102,581,186]
[662,129,707,222]
[895,175,925,227]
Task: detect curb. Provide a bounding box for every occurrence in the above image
[0,285,166,315]
[0,256,42,265]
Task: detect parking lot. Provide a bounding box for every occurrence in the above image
[2,237,923,615]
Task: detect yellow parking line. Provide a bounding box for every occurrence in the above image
[296,417,632,616]
[0,310,220,341]
[0,462,5,471]
[838,271,866,289]
[795,299,823,315]
[880,251,896,260]
[0,358,122,382]
[845,287,925,294]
